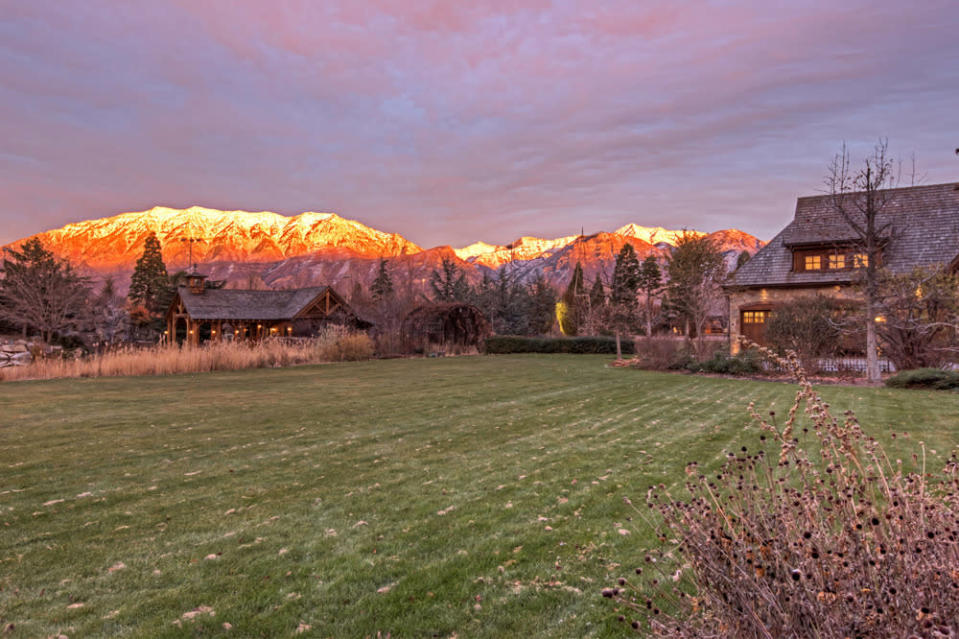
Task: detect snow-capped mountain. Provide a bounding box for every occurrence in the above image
[3,206,765,292]
[16,205,421,274]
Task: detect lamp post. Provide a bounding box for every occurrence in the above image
[180,237,202,273]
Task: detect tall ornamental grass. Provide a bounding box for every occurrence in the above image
[606,343,959,638]
[0,328,373,381]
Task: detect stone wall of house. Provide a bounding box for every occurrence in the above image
[727,285,862,354]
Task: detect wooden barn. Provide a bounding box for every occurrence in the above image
[165,273,369,345]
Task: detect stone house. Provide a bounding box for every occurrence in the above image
[165,273,370,345]
[724,182,959,353]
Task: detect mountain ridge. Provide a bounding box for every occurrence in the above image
[4,205,766,292]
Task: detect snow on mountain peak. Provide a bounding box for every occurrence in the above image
[453,241,505,260]
[16,206,421,270]
[614,223,705,245]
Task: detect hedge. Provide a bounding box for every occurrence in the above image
[484,335,635,355]
[884,368,959,390]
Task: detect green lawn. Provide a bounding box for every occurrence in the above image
[1,355,956,638]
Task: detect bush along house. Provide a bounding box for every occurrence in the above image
[724,182,959,353]
[165,272,370,345]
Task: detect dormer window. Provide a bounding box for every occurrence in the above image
[793,247,877,272]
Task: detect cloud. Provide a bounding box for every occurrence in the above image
[1,1,958,247]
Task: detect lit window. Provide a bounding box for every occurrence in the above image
[742,311,769,324]
[852,253,869,268]
[828,254,845,269]
[804,255,821,270]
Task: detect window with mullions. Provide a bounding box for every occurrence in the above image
[742,310,769,324]
[828,254,846,269]
[804,255,821,271]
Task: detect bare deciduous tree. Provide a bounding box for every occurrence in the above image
[0,238,90,343]
[826,139,899,383]
[875,265,959,370]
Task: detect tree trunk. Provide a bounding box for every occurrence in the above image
[865,300,881,383]
[645,298,653,341]
[615,331,623,361]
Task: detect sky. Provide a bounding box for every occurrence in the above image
[2,1,958,249]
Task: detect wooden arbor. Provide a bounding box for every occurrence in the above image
[400,303,491,353]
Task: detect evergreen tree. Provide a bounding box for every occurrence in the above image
[559,262,586,335]
[735,250,751,270]
[128,232,170,317]
[430,257,470,302]
[589,277,606,310]
[610,243,642,358]
[611,244,641,307]
[493,271,530,335]
[527,275,558,335]
[470,271,496,317]
[370,258,394,301]
[638,254,663,338]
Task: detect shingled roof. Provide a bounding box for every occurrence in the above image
[176,286,335,320]
[728,182,959,288]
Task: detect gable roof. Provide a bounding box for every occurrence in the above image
[174,286,339,320]
[728,182,959,288]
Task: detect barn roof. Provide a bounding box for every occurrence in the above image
[175,286,334,320]
[728,182,959,288]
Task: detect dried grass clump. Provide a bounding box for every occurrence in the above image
[314,327,375,361]
[606,341,959,638]
[0,331,374,382]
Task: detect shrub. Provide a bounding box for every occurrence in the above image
[484,335,635,355]
[689,349,762,375]
[629,337,694,371]
[764,295,844,372]
[885,367,959,390]
[605,345,959,638]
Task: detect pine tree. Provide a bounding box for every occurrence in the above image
[430,257,470,302]
[610,243,642,358]
[589,278,605,310]
[611,244,641,307]
[527,275,558,335]
[559,262,586,335]
[128,232,170,317]
[370,258,394,302]
[638,254,663,339]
